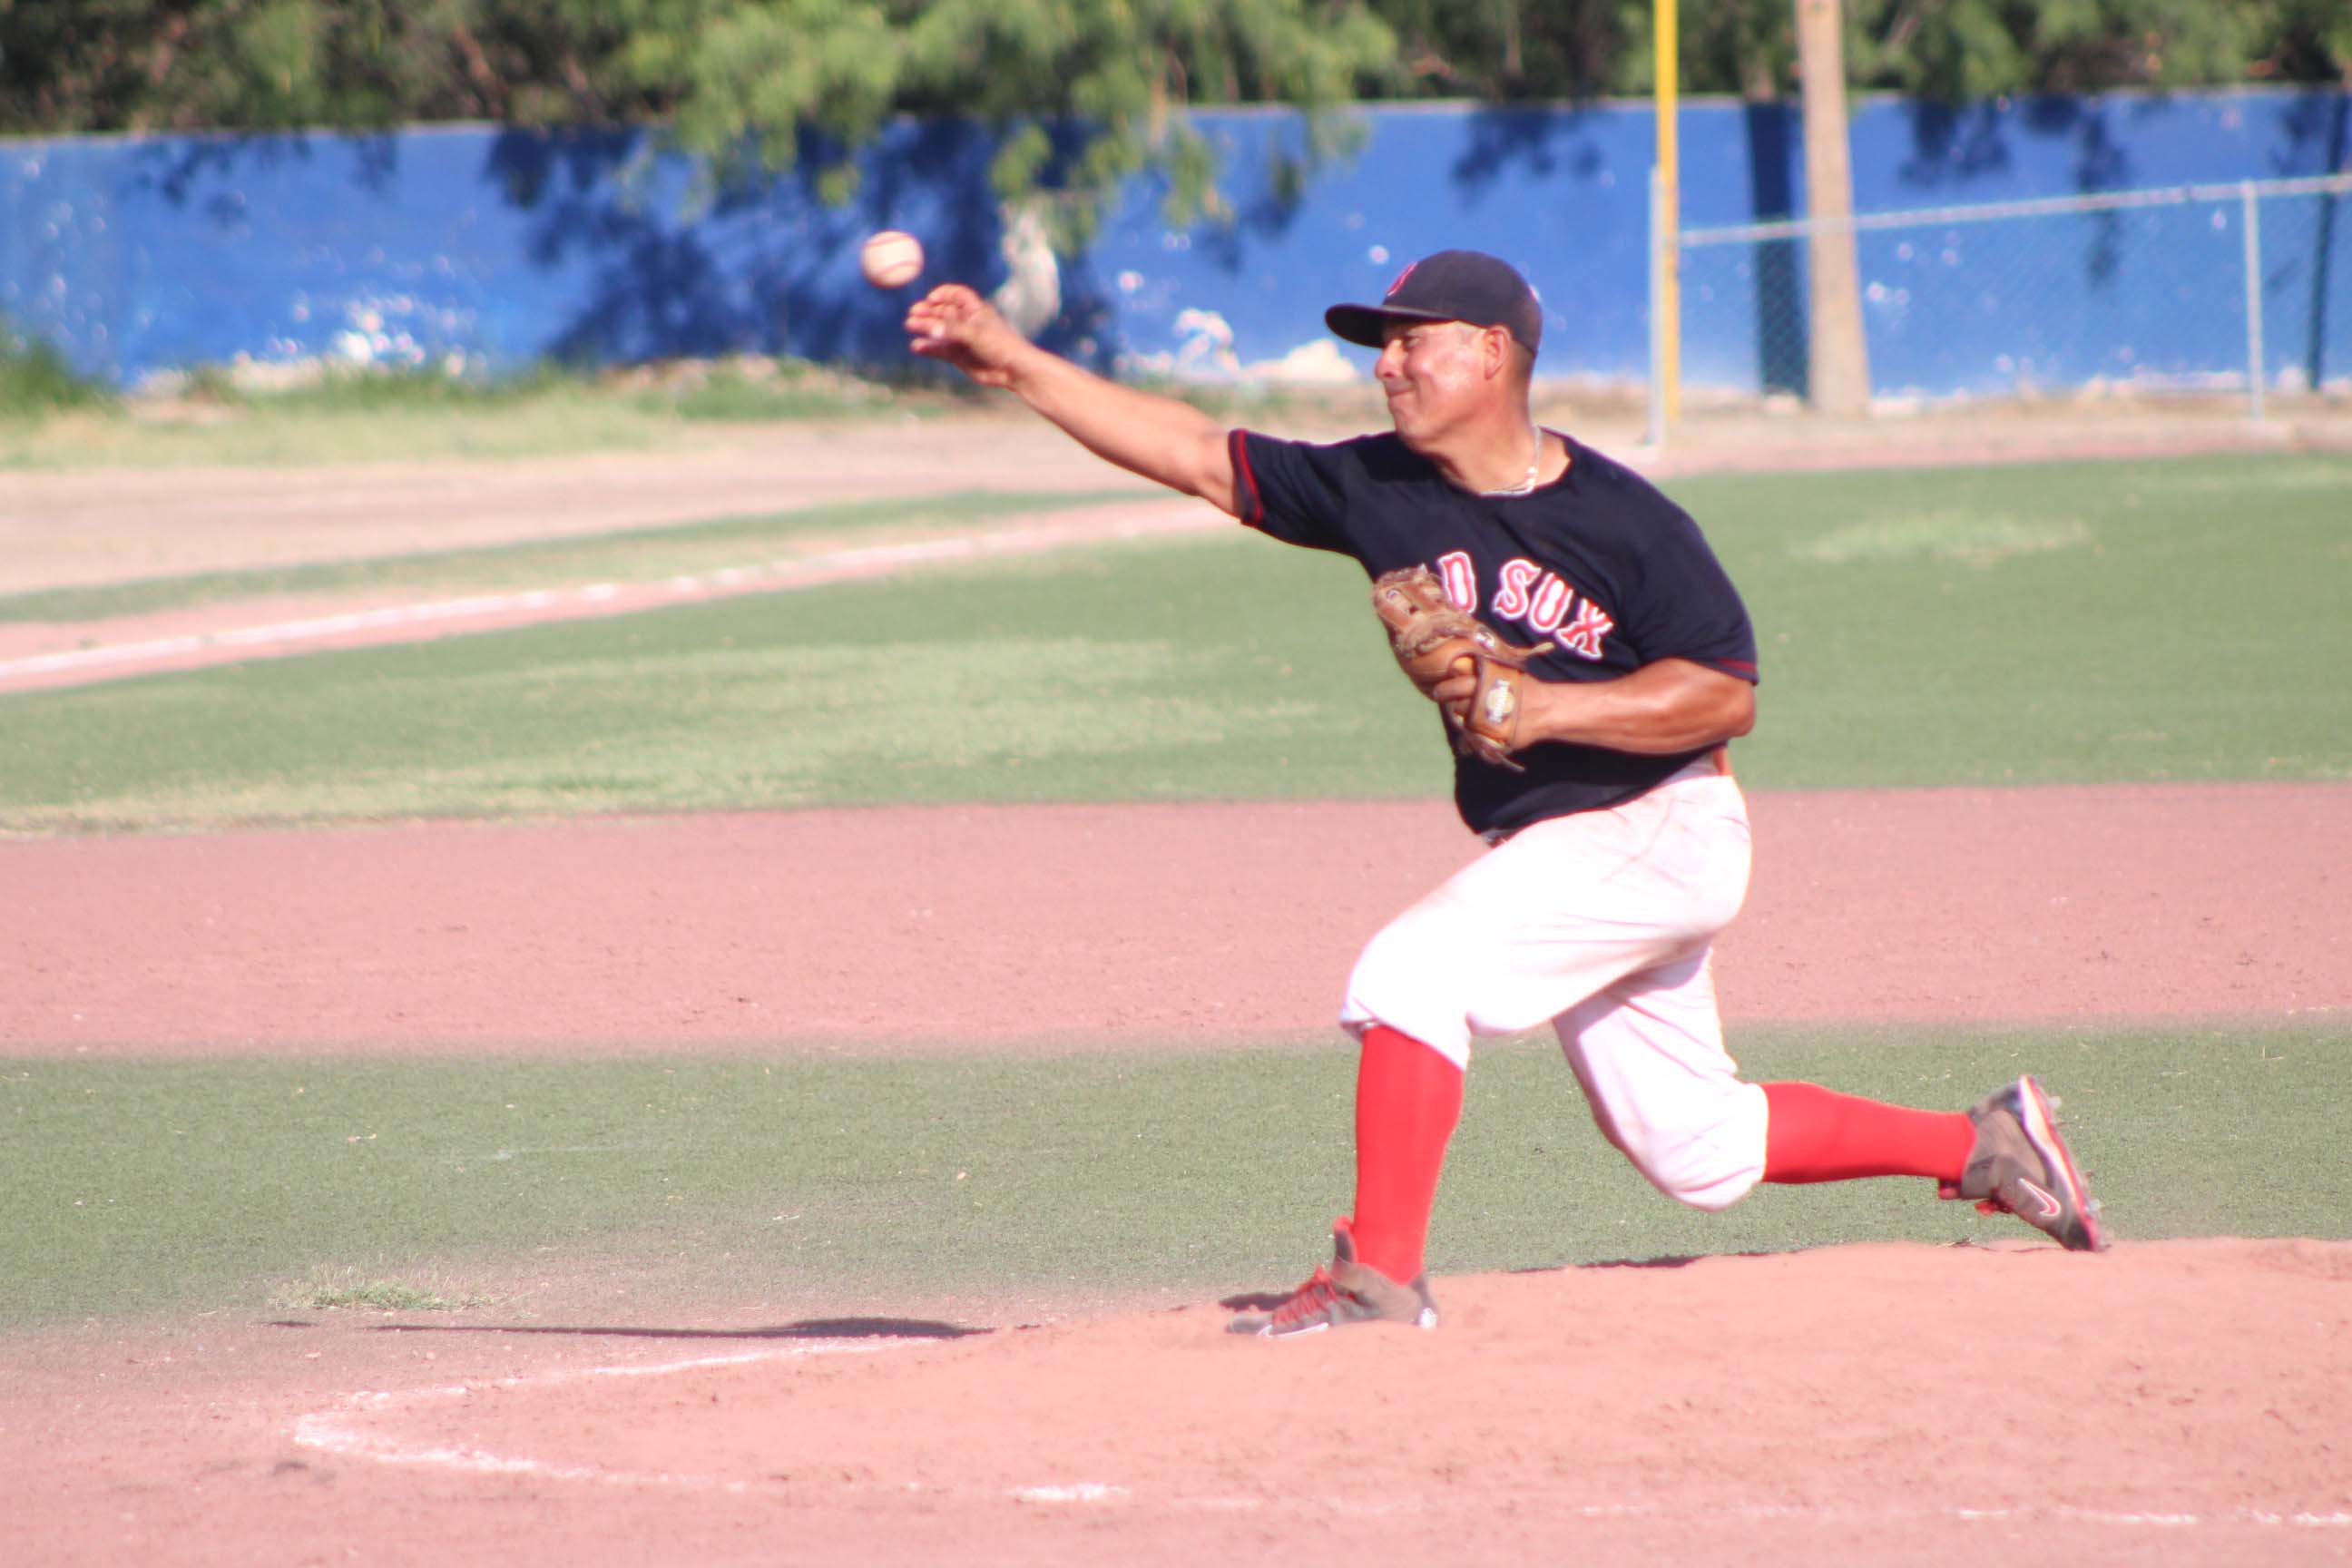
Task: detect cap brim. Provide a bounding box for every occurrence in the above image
[1324,302,1455,348]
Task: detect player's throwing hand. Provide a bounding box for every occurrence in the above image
[906,284,1029,387]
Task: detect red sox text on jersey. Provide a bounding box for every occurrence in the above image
[1431,549,1616,661]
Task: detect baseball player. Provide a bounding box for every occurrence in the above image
[906,248,2108,1339]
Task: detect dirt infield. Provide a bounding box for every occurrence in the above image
[11,1237,2349,1568]
[6,785,2351,1052]
[7,408,2351,1566]
[9,798,2349,1568]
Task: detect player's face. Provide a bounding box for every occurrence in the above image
[1376,321,1497,448]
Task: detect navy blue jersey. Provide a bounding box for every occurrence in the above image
[1230,427,1759,838]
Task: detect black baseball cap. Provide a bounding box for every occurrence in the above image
[1325,250,1544,357]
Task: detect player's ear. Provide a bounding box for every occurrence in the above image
[1482,324,1513,379]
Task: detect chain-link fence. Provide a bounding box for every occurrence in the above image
[1670,172,2352,418]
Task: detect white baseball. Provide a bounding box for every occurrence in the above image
[859,230,924,289]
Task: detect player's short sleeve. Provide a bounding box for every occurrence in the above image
[1227,430,1357,552]
[1626,510,1759,683]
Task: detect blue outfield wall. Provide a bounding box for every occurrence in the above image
[2,88,2346,398]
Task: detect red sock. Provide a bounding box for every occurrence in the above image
[1349,1025,1465,1283]
[1760,1081,1975,1184]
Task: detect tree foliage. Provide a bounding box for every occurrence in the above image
[1,1,2343,211]
[1362,0,2352,103]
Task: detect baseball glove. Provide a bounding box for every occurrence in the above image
[1371,564,1551,770]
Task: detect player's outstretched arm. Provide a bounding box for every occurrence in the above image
[906,285,1240,516]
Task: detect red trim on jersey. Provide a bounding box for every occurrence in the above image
[1227,429,1264,525]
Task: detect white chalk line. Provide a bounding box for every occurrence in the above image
[291,1341,910,1496]
[0,505,1224,687]
[293,1338,1137,1506]
[291,1342,2351,1528]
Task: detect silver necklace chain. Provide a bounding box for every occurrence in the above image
[1477,430,1546,496]
[1479,463,1541,497]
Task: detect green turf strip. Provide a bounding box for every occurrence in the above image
[4,1024,2341,1329]
[4,451,2347,831]
[1669,451,2352,788]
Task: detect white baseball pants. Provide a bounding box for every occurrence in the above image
[1339,760,1768,1210]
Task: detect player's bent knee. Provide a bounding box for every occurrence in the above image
[1342,927,1479,1066]
[1611,1099,1768,1212]
[1642,1158,1759,1212]
[1341,998,1472,1068]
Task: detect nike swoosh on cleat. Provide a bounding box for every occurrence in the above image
[2015,1180,2064,1220]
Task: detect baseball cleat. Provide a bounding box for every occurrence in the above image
[1945,1075,2110,1251]
[1226,1219,1441,1338]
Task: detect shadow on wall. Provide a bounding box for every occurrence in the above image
[125,128,403,212]
[485,125,958,370]
[1181,113,1339,276]
[1448,104,1607,198]
[94,120,1139,380]
[1896,95,2132,191]
[479,122,1127,375]
[2283,93,2347,388]
[1896,97,2138,289]
[1742,103,1808,399]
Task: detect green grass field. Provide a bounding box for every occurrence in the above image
[5,1026,2341,1326]
[4,451,2348,831]
[3,439,2347,1329]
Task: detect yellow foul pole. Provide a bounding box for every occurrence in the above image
[1655,0,1681,426]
